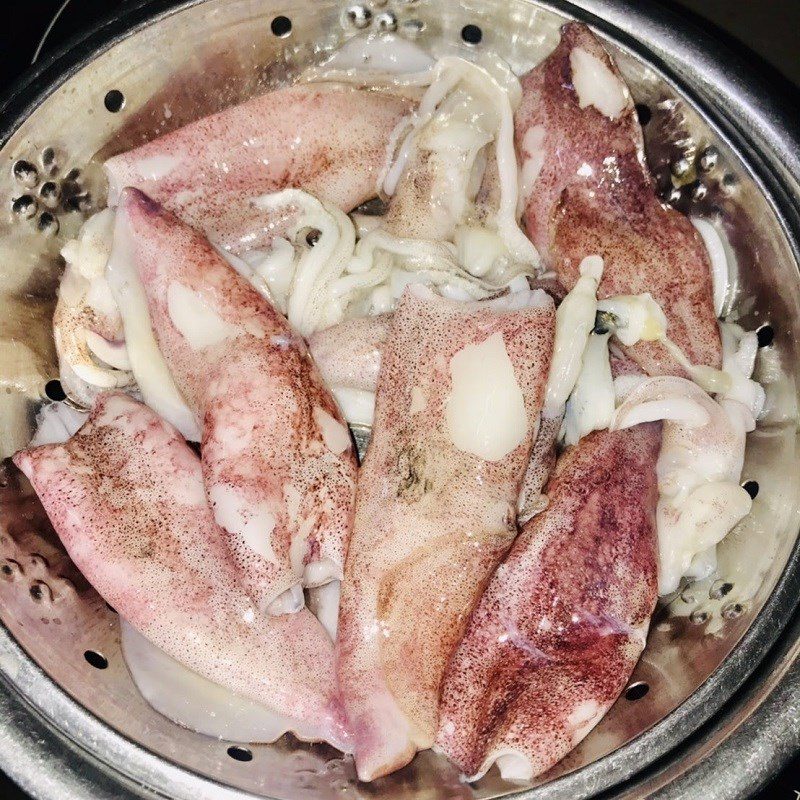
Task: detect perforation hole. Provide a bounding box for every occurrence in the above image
[227,745,253,762]
[84,650,108,669]
[11,195,36,218]
[689,609,709,625]
[722,602,744,619]
[721,173,738,193]
[756,324,774,347]
[44,379,66,401]
[38,212,59,236]
[13,160,38,187]
[345,5,372,29]
[742,480,759,499]
[709,580,734,600]
[635,103,652,126]
[40,147,57,174]
[461,24,482,45]
[104,89,125,113]
[625,681,649,701]
[271,15,292,37]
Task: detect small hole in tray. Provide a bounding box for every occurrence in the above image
[104,89,125,113]
[624,681,649,701]
[461,24,482,45]
[227,745,253,762]
[742,480,759,499]
[44,379,66,401]
[756,324,774,347]
[271,15,292,37]
[709,580,734,600]
[722,602,744,619]
[84,650,108,669]
[635,103,652,126]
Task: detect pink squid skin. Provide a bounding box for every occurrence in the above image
[104,84,413,252]
[12,392,350,749]
[306,277,563,400]
[307,296,559,509]
[308,314,391,394]
[517,413,562,523]
[515,22,721,376]
[436,423,661,782]
[116,188,357,611]
[337,286,555,781]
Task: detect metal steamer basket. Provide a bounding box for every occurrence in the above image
[0,1,798,798]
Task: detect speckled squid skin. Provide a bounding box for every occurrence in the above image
[308,314,390,393]
[117,188,357,611]
[515,22,721,376]
[105,84,412,252]
[337,286,555,781]
[12,393,349,749]
[307,279,565,398]
[436,424,660,781]
[307,305,559,521]
[517,413,562,522]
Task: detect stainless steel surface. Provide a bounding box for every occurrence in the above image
[0,1,798,798]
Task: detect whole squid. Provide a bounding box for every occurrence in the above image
[436,423,660,782]
[13,392,349,748]
[104,84,412,253]
[112,187,357,614]
[515,22,721,376]
[337,284,555,780]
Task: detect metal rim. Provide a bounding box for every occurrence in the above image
[0,1,799,798]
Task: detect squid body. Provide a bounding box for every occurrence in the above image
[13,393,349,749]
[515,22,721,376]
[105,83,412,253]
[337,284,555,780]
[112,187,357,614]
[436,424,660,782]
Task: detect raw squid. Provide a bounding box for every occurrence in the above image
[517,413,562,523]
[380,55,537,269]
[308,315,390,427]
[612,375,752,592]
[113,188,357,614]
[13,392,349,748]
[53,209,132,405]
[307,292,558,501]
[306,275,561,427]
[337,284,555,780]
[105,84,412,252]
[436,423,660,782]
[515,22,721,376]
